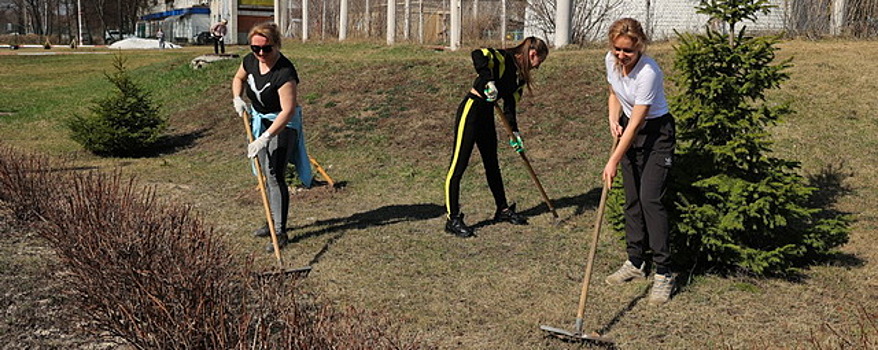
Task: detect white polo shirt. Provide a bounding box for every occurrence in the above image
[605,51,669,119]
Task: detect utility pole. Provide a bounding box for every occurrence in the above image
[302,0,309,41]
[77,0,83,45]
[418,0,423,43]
[339,0,348,40]
[386,0,395,44]
[472,0,477,20]
[449,0,460,50]
[831,0,846,35]
[500,0,505,47]
[275,0,285,36]
[404,0,410,40]
[554,0,572,47]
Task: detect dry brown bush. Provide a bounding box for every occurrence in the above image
[0,144,433,349]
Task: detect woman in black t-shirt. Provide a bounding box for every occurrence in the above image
[231,22,300,251]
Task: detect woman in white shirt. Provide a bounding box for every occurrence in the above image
[601,18,677,305]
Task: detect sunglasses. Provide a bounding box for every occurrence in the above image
[613,46,636,54]
[250,45,274,54]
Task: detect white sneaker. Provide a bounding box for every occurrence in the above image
[605,260,646,285]
[648,273,676,305]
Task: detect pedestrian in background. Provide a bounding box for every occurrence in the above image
[231,23,301,251]
[211,19,228,54]
[601,18,677,305]
[157,28,165,49]
[443,37,549,238]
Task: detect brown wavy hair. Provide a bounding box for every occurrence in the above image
[506,36,549,93]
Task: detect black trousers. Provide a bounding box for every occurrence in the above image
[619,113,676,272]
[444,94,509,218]
[213,36,225,54]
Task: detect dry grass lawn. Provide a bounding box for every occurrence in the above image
[1,39,876,349]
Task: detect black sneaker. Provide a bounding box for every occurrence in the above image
[445,214,474,238]
[265,232,289,253]
[494,203,528,225]
[253,225,270,237]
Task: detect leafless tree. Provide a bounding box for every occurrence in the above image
[526,0,623,44]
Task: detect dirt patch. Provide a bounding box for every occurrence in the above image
[0,208,128,349]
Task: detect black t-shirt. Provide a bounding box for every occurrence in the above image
[242,53,300,114]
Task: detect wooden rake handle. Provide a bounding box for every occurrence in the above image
[492,104,558,218]
[309,156,335,188]
[240,110,284,268]
[573,137,619,333]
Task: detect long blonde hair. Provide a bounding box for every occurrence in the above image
[506,36,549,93]
[607,18,648,71]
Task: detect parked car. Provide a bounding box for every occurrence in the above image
[194,31,212,45]
[104,29,133,44]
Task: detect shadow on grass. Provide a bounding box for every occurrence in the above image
[117,129,208,158]
[469,187,604,229]
[40,165,101,172]
[597,283,651,341]
[806,161,854,209]
[290,203,445,265]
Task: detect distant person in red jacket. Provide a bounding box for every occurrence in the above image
[211,19,228,54]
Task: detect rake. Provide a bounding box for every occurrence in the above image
[492,104,559,219]
[240,110,312,278]
[540,137,618,344]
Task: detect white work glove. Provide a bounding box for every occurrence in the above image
[247,131,273,158]
[484,81,498,102]
[233,96,247,116]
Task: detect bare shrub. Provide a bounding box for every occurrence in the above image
[0,34,44,45]
[0,144,433,349]
[0,147,59,223]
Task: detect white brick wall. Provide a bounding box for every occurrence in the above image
[609,0,788,40]
[526,0,790,43]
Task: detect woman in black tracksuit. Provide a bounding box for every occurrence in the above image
[443,37,549,238]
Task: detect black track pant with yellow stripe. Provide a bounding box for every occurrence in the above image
[445,93,509,218]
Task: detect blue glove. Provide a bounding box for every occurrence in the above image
[509,132,524,153]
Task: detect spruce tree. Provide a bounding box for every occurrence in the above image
[607,0,850,276]
[68,54,167,157]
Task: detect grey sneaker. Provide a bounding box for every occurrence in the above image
[605,260,646,285]
[265,232,288,253]
[253,225,270,237]
[648,273,676,305]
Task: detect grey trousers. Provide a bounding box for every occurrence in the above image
[256,126,297,235]
[619,113,675,272]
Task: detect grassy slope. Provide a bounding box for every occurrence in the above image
[0,40,875,349]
